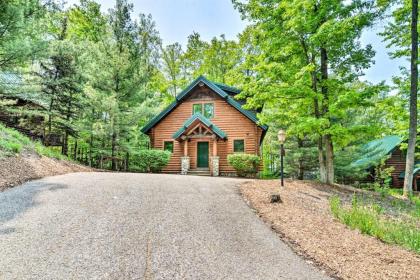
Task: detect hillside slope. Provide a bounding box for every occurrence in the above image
[0,124,91,190]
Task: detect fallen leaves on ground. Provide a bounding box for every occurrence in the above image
[0,154,92,191]
[240,179,420,280]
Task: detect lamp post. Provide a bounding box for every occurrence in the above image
[277,129,286,187]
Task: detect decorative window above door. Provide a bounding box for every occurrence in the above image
[192,103,214,119]
[193,104,202,114]
[203,103,214,118]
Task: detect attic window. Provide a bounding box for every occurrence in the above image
[193,104,202,114]
[192,103,214,118]
[204,103,214,118]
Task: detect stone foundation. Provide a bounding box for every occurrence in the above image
[181,156,190,175]
[210,156,219,176]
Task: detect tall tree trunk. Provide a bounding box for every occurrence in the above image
[324,134,334,184]
[318,137,327,183]
[297,137,304,180]
[89,133,93,167]
[310,53,327,183]
[125,152,129,171]
[62,132,68,155]
[62,94,72,156]
[403,0,418,196]
[111,131,117,171]
[73,140,77,160]
[320,47,334,184]
[45,98,54,146]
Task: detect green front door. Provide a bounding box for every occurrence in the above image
[197,142,209,168]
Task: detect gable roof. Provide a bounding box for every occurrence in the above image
[173,113,227,139]
[141,76,268,136]
[0,72,48,108]
[213,82,241,95]
[352,135,403,168]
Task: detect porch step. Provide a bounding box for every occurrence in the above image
[187,169,211,176]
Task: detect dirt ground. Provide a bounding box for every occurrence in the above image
[0,153,92,191]
[240,180,420,280]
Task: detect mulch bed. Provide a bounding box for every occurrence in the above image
[0,153,92,191]
[240,179,420,280]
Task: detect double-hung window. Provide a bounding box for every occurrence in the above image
[233,139,245,153]
[164,141,174,153]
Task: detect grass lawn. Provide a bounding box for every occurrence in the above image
[0,123,66,159]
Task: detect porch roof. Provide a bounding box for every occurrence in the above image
[172,113,227,140]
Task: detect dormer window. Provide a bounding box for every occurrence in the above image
[193,104,202,114]
[192,103,214,119]
[204,103,214,118]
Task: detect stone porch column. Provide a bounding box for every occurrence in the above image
[181,156,190,175]
[211,137,219,176]
[210,156,219,176]
[180,140,190,175]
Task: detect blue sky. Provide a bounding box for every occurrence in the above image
[66,0,407,85]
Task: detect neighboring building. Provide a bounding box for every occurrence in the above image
[353,135,419,190]
[0,72,47,142]
[141,76,268,176]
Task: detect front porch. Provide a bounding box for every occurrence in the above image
[179,135,221,176]
[173,113,227,176]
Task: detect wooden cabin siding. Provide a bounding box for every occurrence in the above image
[149,85,262,174]
[362,147,419,188]
[385,148,407,187]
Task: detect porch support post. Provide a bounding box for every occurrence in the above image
[181,139,189,175]
[211,137,219,176]
[184,139,188,156]
[212,137,217,156]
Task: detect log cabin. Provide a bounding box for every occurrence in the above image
[141,76,268,176]
[353,135,420,190]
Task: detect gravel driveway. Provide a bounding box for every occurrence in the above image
[0,172,329,280]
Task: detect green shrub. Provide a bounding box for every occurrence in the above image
[34,142,67,160]
[0,124,69,160]
[259,169,279,179]
[135,149,171,173]
[0,139,22,155]
[329,195,420,254]
[227,153,260,177]
[0,124,28,156]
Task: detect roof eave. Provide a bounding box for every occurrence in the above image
[141,76,267,135]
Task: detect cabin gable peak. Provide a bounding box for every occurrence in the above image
[141,76,267,135]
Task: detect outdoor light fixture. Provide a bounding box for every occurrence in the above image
[277,129,286,143]
[278,129,286,187]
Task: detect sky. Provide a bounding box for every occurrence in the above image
[66,0,407,85]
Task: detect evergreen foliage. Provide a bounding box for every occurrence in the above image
[0,0,417,181]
